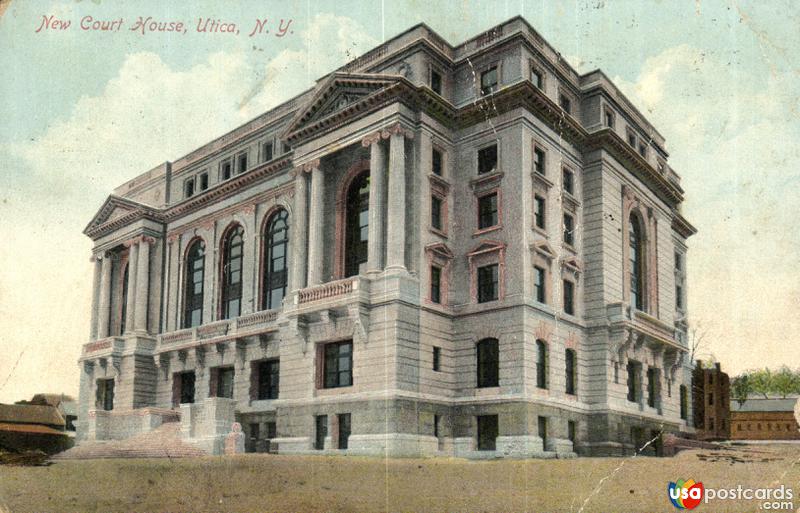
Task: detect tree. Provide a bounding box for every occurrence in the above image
[731,374,751,406]
[771,366,800,399]
[748,368,774,399]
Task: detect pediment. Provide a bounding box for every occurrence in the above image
[531,240,557,259]
[425,242,454,260]
[284,72,408,142]
[84,195,155,236]
[467,240,506,258]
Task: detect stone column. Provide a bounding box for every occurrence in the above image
[292,169,309,290]
[134,238,151,333]
[125,241,139,334]
[365,135,386,273]
[386,129,407,270]
[89,256,102,341]
[307,163,325,285]
[97,253,113,339]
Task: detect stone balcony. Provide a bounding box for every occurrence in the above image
[154,309,281,354]
[606,302,685,353]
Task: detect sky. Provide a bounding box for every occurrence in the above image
[0,0,798,403]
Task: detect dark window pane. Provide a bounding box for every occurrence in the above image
[432,148,443,175]
[531,68,543,89]
[536,340,547,389]
[478,193,498,229]
[477,264,499,303]
[430,266,442,304]
[563,280,575,315]
[199,173,209,190]
[563,213,574,246]
[431,70,442,95]
[433,346,441,371]
[222,226,244,319]
[563,169,574,195]
[565,349,576,395]
[534,147,546,175]
[477,415,498,450]
[431,196,443,230]
[183,240,205,328]
[478,145,498,175]
[258,360,280,400]
[323,341,353,389]
[629,214,644,310]
[345,172,369,277]
[476,338,499,388]
[337,413,351,449]
[262,209,289,310]
[480,67,498,96]
[262,142,273,162]
[559,95,571,114]
[534,266,546,303]
[534,195,546,229]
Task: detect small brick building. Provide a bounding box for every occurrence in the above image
[730,398,800,441]
[691,361,730,440]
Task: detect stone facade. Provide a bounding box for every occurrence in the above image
[76,17,697,457]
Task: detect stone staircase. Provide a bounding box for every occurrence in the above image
[53,422,207,460]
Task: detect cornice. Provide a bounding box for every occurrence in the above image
[672,212,698,238]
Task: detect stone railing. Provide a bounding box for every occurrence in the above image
[82,336,124,355]
[297,277,359,305]
[156,309,279,351]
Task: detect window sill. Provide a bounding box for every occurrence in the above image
[533,226,548,237]
[473,225,502,238]
[429,226,448,238]
[532,171,553,190]
[470,170,504,191]
[562,242,577,255]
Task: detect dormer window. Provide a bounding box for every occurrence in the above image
[480,66,498,96]
[430,69,442,95]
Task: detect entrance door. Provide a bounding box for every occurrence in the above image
[477,415,498,451]
[337,413,351,449]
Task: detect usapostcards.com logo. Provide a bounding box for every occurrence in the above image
[668,479,705,510]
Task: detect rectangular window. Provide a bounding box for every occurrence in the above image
[538,416,548,449]
[430,69,442,95]
[708,392,714,406]
[534,147,546,175]
[676,285,683,310]
[199,172,209,191]
[565,349,576,395]
[647,367,657,408]
[638,141,647,158]
[96,378,114,411]
[431,195,443,231]
[563,213,575,246]
[337,413,351,449]
[534,266,546,303]
[434,415,440,438]
[605,110,614,128]
[627,131,637,148]
[559,94,571,114]
[184,177,195,198]
[430,266,442,304]
[323,341,353,389]
[257,359,280,400]
[679,386,687,419]
[314,415,327,450]
[478,144,498,175]
[477,415,498,451]
[282,142,291,154]
[432,148,443,176]
[480,66,498,96]
[478,192,498,229]
[568,420,576,445]
[433,346,441,372]
[627,361,640,403]
[262,141,274,163]
[562,168,574,195]
[220,159,232,181]
[477,264,499,303]
[531,67,543,89]
[216,367,235,399]
[237,152,248,173]
[534,195,546,230]
[563,279,575,315]
[476,338,499,388]
[536,341,548,389]
[675,252,682,271]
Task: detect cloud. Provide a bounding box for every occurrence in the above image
[0,13,376,403]
[615,44,800,374]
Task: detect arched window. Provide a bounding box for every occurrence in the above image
[119,263,129,335]
[536,340,548,389]
[476,338,499,388]
[262,209,289,310]
[345,171,370,277]
[221,225,244,319]
[565,349,577,395]
[629,213,645,311]
[183,239,205,328]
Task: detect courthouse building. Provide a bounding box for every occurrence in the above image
[77,17,696,457]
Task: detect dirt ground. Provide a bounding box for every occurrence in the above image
[0,443,798,513]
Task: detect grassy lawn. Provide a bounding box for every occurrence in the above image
[0,444,798,512]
